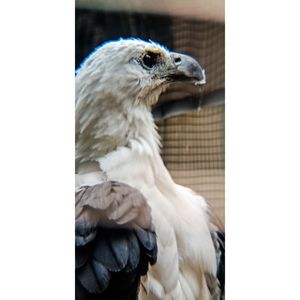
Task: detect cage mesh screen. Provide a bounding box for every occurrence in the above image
[157,18,225,222]
[159,18,224,103]
[76,8,225,222]
[157,104,225,222]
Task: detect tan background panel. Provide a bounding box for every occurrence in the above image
[76,0,224,22]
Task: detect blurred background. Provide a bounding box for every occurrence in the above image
[75,0,225,223]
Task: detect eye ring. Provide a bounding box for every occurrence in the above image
[174,56,181,64]
[142,52,158,69]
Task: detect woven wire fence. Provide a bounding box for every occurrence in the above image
[157,105,225,222]
[157,18,225,222]
[76,8,225,222]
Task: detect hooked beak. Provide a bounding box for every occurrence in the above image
[164,52,206,86]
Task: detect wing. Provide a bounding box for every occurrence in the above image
[75,181,157,300]
[206,214,225,300]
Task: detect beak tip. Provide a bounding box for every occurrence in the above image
[195,69,206,86]
[168,53,207,85]
[195,79,206,86]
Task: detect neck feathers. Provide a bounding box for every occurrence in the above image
[76,93,161,167]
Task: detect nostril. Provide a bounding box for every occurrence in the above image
[174,56,181,64]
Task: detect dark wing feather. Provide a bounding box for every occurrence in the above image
[92,228,129,272]
[75,181,157,300]
[123,232,140,272]
[207,214,225,300]
[77,261,104,294]
[215,230,225,298]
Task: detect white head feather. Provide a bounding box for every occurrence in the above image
[76,38,205,166]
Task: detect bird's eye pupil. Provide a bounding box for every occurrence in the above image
[174,56,181,63]
[142,52,157,68]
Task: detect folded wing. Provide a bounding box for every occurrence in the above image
[75,181,157,300]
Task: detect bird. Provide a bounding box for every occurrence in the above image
[75,38,225,300]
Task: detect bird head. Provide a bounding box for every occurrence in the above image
[76,39,206,164]
[76,38,206,108]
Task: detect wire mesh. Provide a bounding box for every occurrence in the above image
[157,104,225,222]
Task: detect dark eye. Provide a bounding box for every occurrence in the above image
[142,52,158,68]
